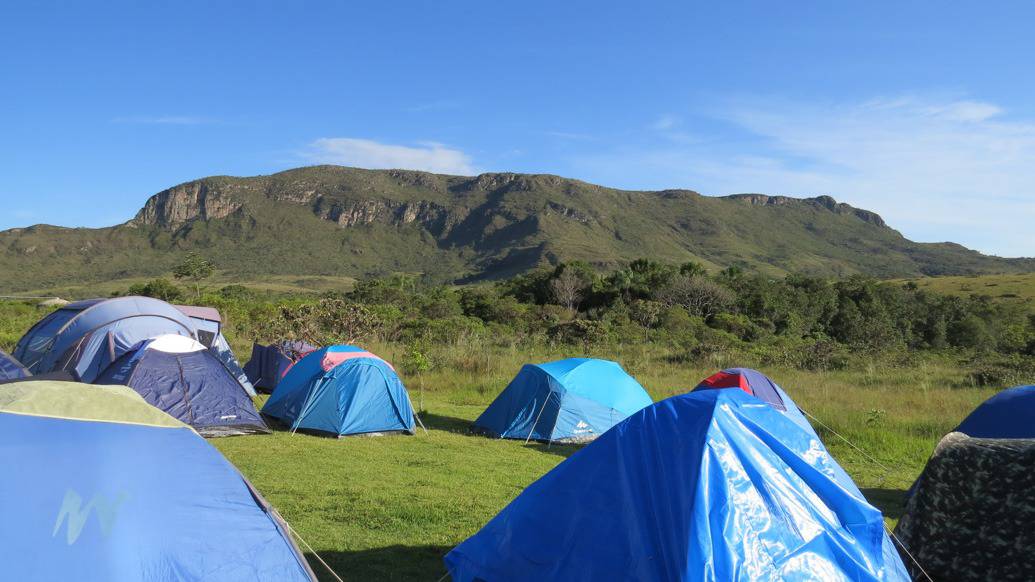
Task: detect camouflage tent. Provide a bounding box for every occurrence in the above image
[895,431,1035,581]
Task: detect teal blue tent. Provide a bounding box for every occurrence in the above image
[473,358,653,443]
[261,345,417,437]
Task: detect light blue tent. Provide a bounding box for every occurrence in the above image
[446,389,909,581]
[261,345,417,437]
[0,381,315,581]
[13,297,198,382]
[473,358,653,443]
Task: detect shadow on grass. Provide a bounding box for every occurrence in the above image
[861,487,907,521]
[417,411,473,433]
[525,440,583,459]
[308,545,451,582]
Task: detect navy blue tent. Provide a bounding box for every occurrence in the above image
[262,345,417,437]
[0,350,29,381]
[13,296,198,382]
[953,384,1035,438]
[474,358,653,443]
[244,340,317,393]
[0,380,315,581]
[446,389,908,581]
[94,335,268,437]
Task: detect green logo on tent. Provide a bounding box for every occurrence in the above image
[52,489,128,545]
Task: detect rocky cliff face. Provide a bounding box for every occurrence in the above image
[311,196,466,237]
[131,182,241,228]
[725,193,887,228]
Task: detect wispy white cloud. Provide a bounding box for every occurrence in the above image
[571,95,1035,257]
[112,115,217,125]
[650,114,681,131]
[303,137,477,175]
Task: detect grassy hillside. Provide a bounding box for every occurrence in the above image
[2,165,1033,293]
[899,272,1035,312]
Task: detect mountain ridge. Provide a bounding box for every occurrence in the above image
[2,165,1031,292]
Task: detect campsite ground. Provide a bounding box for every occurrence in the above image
[0,299,996,580]
[212,342,994,581]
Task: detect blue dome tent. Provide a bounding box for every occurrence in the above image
[13,296,198,382]
[175,305,256,396]
[446,389,909,581]
[244,340,317,392]
[473,358,653,443]
[94,335,268,437]
[0,380,315,581]
[0,350,28,381]
[693,367,814,434]
[953,384,1035,438]
[261,345,419,437]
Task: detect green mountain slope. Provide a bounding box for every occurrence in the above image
[1,165,1031,292]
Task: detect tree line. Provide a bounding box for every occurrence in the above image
[122,256,1035,385]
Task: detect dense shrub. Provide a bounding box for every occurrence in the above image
[968,354,1035,387]
[126,278,184,302]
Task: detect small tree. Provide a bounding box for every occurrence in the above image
[655,274,734,318]
[403,346,432,413]
[630,299,663,341]
[173,252,215,299]
[550,269,585,314]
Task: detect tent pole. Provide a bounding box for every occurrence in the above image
[401,386,429,435]
[414,410,429,435]
[525,394,552,445]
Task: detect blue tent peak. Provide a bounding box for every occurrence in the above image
[448,389,908,581]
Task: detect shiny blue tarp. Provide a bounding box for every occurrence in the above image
[473,358,653,442]
[446,389,908,581]
[0,410,312,580]
[261,346,415,436]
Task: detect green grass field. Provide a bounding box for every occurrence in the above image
[212,344,995,581]
[8,272,357,300]
[898,272,1035,311]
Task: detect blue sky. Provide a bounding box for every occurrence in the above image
[3,1,1035,256]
